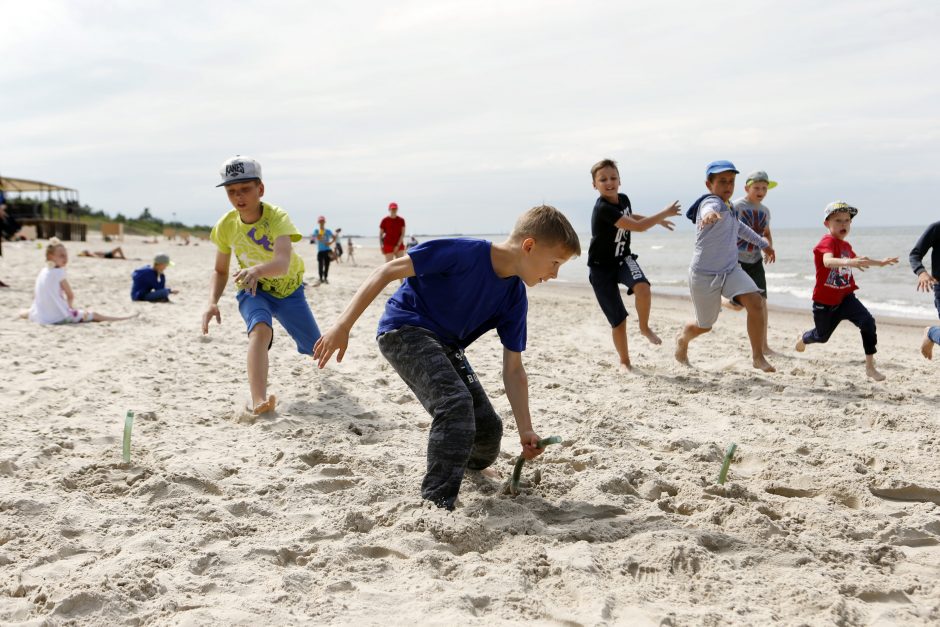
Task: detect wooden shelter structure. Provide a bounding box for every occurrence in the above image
[0,176,86,241]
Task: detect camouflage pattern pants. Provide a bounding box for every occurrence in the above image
[378,325,503,510]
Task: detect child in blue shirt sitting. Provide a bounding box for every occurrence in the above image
[131,253,177,302]
[314,205,581,510]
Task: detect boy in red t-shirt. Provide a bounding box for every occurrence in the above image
[796,201,898,380]
[380,202,406,261]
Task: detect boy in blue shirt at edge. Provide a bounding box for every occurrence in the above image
[202,156,322,415]
[314,205,581,510]
[910,221,940,359]
[131,253,177,302]
[676,160,776,372]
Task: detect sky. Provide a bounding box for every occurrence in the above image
[3,0,939,236]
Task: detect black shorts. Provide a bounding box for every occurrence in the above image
[589,255,650,328]
[739,259,766,297]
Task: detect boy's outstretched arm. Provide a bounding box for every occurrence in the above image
[202,250,230,334]
[502,348,544,461]
[313,255,415,368]
[615,201,681,232]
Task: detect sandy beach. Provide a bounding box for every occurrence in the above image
[1,235,939,626]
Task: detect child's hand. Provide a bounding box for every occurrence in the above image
[879,257,899,267]
[519,430,545,460]
[917,271,938,292]
[763,246,776,264]
[659,201,681,230]
[313,325,349,368]
[202,304,221,334]
[700,211,721,227]
[232,267,261,296]
[852,257,873,271]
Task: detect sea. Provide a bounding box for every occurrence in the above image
[342,225,937,322]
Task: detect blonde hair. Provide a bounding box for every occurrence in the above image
[510,205,581,257]
[45,238,65,265]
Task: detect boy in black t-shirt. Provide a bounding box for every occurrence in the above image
[587,159,681,370]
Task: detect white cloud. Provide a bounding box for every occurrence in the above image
[1,0,938,235]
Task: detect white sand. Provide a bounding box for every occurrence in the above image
[1,235,939,625]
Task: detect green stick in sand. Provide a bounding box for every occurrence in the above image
[510,436,562,495]
[122,410,135,464]
[716,442,737,485]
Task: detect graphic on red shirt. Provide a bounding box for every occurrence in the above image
[812,234,858,305]
[380,215,406,253]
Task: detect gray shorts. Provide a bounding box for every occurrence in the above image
[688,266,759,329]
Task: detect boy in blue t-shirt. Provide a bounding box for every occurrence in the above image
[130,252,177,302]
[314,205,581,510]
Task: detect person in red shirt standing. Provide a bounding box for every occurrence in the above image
[796,201,898,380]
[380,202,406,263]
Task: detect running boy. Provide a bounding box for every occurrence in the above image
[730,171,778,353]
[676,160,776,372]
[909,221,940,359]
[796,201,898,380]
[202,156,322,415]
[588,158,680,370]
[313,205,580,510]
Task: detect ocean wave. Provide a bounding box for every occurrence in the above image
[767,286,813,300]
[764,272,800,279]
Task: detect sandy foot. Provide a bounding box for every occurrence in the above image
[640,328,662,345]
[921,327,934,360]
[674,332,691,366]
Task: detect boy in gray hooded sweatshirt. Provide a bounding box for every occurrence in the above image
[675,160,776,372]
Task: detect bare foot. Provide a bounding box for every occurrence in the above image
[479,467,500,479]
[922,327,934,360]
[252,394,277,415]
[640,327,662,345]
[722,297,743,311]
[763,346,781,357]
[619,361,633,373]
[753,356,776,373]
[866,365,886,381]
[795,337,806,352]
[674,332,691,366]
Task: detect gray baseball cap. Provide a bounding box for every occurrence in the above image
[217,155,262,187]
[745,170,778,189]
[824,201,858,219]
[153,252,173,266]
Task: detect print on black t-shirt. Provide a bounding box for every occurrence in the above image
[588,193,632,268]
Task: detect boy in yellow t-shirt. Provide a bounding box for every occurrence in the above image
[202,156,321,415]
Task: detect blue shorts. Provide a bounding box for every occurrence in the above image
[589,255,650,328]
[237,285,321,355]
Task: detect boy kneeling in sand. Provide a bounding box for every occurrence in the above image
[314,206,580,510]
[676,160,776,372]
[202,156,322,415]
[796,202,898,380]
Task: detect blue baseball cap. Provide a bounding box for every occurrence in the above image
[705,160,739,177]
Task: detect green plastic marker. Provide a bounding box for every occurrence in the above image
[122,410,135,464]
[510,435,562,495]
[716,442,737,485]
